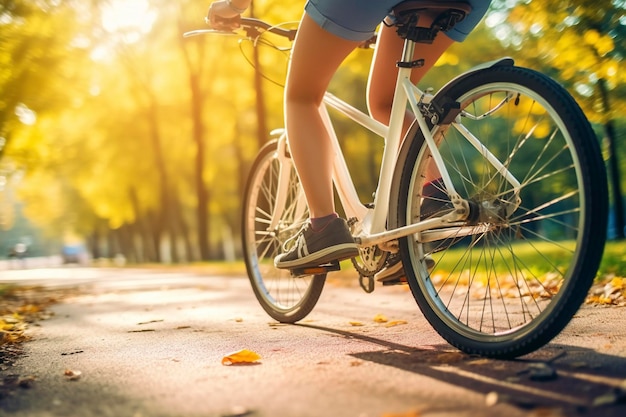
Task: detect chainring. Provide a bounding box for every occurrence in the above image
[351,246,388,277]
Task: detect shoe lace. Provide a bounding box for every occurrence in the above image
[281,222,310,253]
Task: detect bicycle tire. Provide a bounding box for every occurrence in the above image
[397,65,608,358]
[242,139,326,323]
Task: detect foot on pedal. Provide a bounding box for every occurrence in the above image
[289,260,341,277]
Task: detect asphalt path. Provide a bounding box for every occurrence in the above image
[1,266,626,417]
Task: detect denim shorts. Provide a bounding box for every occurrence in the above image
[305,0,492,42]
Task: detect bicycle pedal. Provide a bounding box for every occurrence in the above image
[290,260,341,277]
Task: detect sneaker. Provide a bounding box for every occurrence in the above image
[274,217,359,269]
[374,252,405,284]
[375,178,451,285]
[374,252,435,285]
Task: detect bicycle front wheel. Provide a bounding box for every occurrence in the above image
[398,65,608,358]
[242,139,325,323]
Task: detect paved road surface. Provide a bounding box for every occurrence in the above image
[1,266,626,417]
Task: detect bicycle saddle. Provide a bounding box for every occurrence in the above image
[391,1,473,43]
[393,0,472,16]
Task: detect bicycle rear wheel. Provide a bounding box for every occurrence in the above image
[242,139,325,323]
[398,66,608,358]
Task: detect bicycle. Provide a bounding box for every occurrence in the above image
[186,1,608,359]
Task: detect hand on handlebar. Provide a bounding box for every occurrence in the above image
[207,1,243,31]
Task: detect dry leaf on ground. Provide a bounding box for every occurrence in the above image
[222,349,261,365]
[373,314,388,323]
[381,410,421,417]
[349,321,364,326]
[435,352,466,363]
[385,320,408,328]
[64,369,82,381]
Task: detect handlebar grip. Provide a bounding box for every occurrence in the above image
[206,14,241,27]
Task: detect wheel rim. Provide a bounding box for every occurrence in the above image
[407,82,588,342]
[244,148,321,315]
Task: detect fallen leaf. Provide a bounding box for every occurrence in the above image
[222,349,261,365]
[381,410,421,417]
[467,358,491,366]
[349,321,364,326]
[436,352,466,364]
[527,363,557,381]
[592,387,626,407]
[373,314,388,323]
[385,320,408,328]
[63,369,82,381]
[222,405,253,417]
[137,319,164,325]
[234,318,243,322]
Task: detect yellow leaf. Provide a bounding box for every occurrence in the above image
[221,349,261,365]
[385,320,408,328]
[373,314,388,323]
[349,321,364,326]
[436,352,466,363]
[381,411,421,417]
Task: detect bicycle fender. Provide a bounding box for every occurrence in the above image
[435,57,514,99]
[387,57,514,230]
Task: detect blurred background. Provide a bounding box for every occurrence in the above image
[0,0,624,267]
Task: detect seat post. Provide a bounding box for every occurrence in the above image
[399,37,417,67]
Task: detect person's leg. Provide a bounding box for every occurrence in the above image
[368,27,455,283]
[284,13,361,219]
[367,24,455,133]
[275,13,361,269]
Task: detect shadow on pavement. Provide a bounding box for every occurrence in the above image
[297,323,626,416]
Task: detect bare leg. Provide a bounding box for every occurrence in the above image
[367,26,454,181]
[284,14,361,219]
[367,25,455,127]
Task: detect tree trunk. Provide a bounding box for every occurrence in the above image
[249,3,268,150]
[598,78,624,239]
[177,15,211,261]
[190,71,211,260]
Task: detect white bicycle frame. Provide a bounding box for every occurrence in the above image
[269,36,522,250]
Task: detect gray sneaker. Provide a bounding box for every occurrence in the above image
[274,217,359,269]
[374,252,435,285]
[375,179,451,285]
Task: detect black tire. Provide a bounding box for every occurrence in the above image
[242,139,325,323]
[397,66,608,358]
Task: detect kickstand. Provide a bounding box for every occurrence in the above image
[290,260,341,277]
[359,274,375,293]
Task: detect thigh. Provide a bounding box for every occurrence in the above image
[286,13,361,104]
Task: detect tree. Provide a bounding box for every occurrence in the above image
[488,0,626,238]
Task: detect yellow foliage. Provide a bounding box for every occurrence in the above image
[583,30,614,56]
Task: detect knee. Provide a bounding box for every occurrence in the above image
[285,82,324,110]
[367,93,394,125]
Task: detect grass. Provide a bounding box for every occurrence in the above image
[109,240,626,282]
[428,239,626,282]
[597,240,626,278]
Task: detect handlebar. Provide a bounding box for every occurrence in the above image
[184,16,376,47]
[184,17,297,41]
